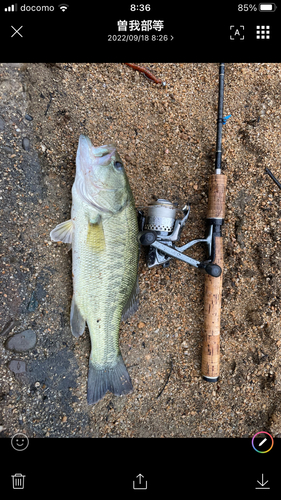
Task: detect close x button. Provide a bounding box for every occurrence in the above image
[11,25,23,37]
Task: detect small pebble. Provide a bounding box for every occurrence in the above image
[8,360,26,374]
[22,137,30,151]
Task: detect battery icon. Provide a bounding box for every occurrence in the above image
[258,3,277,11]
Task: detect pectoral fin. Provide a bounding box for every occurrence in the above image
[86,217,105,251]
[50,219,73,244]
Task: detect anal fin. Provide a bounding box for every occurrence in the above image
[121,277,139,322]
[70,297,85,338]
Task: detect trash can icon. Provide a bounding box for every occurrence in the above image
[12,473,26,489]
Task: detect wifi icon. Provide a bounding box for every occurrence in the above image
[59,3,69,11]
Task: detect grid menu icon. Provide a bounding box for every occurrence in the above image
[256,25,270,39]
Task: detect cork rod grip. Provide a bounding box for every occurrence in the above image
[206,174,227,219]
[202,174,227,381]
[201,236,223,380]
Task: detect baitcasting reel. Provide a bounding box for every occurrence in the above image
[138,199,221,277]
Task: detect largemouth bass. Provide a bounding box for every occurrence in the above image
[50,135,139,404]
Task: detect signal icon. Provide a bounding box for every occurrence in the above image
[58,3,69,11]
[4,3,18,11]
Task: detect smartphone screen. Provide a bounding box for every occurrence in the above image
[0,1,280,495]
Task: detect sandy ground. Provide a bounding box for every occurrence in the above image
[0,62,281,438]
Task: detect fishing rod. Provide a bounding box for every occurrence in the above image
[201,63,227,382]
[137,63,227,381]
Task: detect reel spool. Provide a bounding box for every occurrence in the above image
[144,199,177,234]
[144,200,177,267]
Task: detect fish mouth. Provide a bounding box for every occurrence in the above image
[92,143,116,159]
[77,135,117,188]
[78,135,116,167]
[79,134,116,156]
[75,135,117,214]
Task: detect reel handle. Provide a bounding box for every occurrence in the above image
[204,263,222,278]
[202,174,227,382]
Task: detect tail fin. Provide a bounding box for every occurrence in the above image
[87,354,133,405]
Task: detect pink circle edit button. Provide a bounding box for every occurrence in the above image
[252,431,274,453]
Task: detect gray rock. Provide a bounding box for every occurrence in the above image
[22,137,30,151]
[5,329,37,352]
[8,359,26,374]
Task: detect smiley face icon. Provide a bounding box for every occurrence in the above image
[11,433,29,451]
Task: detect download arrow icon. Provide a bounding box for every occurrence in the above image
[256,474,270,489]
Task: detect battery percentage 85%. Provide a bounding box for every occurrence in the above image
[238,4,257,10]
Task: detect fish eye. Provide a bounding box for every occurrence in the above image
[114,161,123,171]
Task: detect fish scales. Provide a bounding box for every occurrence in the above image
[72,198,138,368]
[50,135,139,404]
